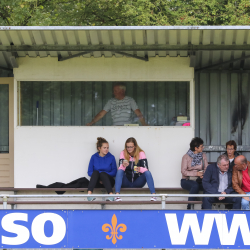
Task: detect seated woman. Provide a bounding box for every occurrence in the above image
[181,137,208,209]
[115,137,156,201]
[87,137,117,201]
[223,140,239,170]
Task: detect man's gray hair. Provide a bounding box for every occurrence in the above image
[217,154,229,165]
[114,82,126,91]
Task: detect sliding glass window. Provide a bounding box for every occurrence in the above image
[20,81,190,126]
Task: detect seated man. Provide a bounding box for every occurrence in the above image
[232,155,250,210]
[202,154,241,209]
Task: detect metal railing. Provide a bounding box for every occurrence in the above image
[1,193,250,210]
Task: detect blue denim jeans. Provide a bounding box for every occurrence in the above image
[181,179,203,208]
[115,169,156,194]
[181,179,203,201]
[241,192,250,210]
[202,192,241,210]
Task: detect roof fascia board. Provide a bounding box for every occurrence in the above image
[1,44,250,52]
[1,26,250,31]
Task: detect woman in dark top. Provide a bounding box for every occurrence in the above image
[223,140,239,170]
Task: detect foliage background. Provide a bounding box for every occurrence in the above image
[0,0,250,26]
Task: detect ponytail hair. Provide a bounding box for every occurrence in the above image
[124,137,143,165]
[96,137,108,151]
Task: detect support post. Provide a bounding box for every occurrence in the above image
[13,191,17,209]
[161,195,166,210]
[3,196,7,209]
[101,189,105,210]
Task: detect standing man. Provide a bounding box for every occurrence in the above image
[202,154,241,209]
[86,83,147,126]
[232,155,250,210]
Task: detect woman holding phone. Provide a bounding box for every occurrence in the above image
[87,137,117,201]
[181,137,208,209]
[115,137,156,201]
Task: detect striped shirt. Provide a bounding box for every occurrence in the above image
[103,96,138,125]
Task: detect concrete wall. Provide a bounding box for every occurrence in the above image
[13,56,194,188]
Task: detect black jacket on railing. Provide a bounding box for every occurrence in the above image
[202,163,234,194]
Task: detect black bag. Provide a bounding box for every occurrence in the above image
[196,176,202,183]
[36,177,89,194]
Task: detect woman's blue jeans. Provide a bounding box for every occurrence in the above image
[242,192,250,210]
[115,169,156,194]
[181,179,203,208]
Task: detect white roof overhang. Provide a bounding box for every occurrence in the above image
[1,26,250,72]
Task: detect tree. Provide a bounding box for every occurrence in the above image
[171,0,250,25]
[0,0,250,26]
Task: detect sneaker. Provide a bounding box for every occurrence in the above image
[87,196,96,202]
[106,197,114,202]
[115,197,122,202]
[150,197,157,201]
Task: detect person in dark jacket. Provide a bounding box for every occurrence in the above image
[202,154,241,209]
[87,137,117,201]
[223,140,239,170]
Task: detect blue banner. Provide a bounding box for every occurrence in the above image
[0,210,250,248]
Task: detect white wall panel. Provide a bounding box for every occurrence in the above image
[14,127,193,188]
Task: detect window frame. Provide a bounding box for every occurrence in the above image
[17,79,195,128]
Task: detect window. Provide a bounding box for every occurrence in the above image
[20,81,190,126]
[0,84,9,153]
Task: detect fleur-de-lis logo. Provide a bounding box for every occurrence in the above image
[102,214,127,244]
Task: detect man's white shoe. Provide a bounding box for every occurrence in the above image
[150,197,157,201]
[115,197,122,201]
